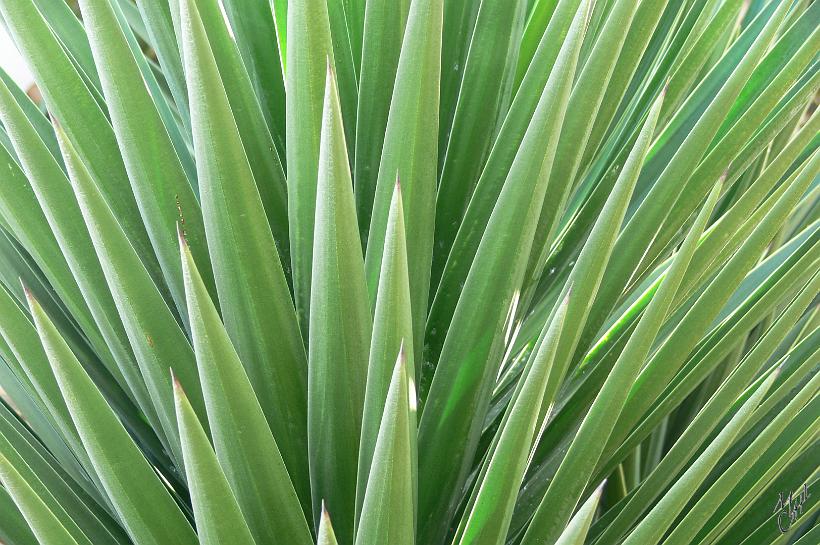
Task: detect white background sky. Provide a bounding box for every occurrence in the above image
[0,27,35,89]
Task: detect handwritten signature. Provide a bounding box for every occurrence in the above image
[773,484,809,533]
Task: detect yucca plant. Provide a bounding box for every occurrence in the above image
[0,0,817,544]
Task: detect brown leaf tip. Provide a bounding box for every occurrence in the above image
[176,221,188,248]
[20,279,33,300]
[170,368,183,392]
[320,500,332,524]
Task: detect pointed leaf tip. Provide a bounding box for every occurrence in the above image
[720,167,730,181]
[19,279,33,300]
[176,222,188,248]
[170,368,183,391]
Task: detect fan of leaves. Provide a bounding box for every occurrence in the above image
[0,0,817,544]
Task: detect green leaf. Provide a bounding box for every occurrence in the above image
[0,453,81,545]
[131,0,191,134]
[179,233,313,545]
[0,75,164,447]
[0,484,39,545]
[286,0,335,334]
[25,290,198,545]
[427,0,582,358]
[580,0,794,349]
[554,482,604,545]
[0,0,164,288]
[220,0,286,152]
[0,284,92,481]
[456,291,569,545]
[174,0,289,255]
[0,140,124,394]
[620,368,779,545]
[55,124,206,469]
[172,378,256,545]
[364,0,443,361]
[353,0,410,238]
[176,0,309,495]
[528,87,664,434]
[435,0,527,250]
[319,505,340,545]
[354,351,415,545]
[309,65,372,545]
[326,0,360,152]
[75,0,214,325]
[515,0,560,85]
[356,181,415,521]
[525,0,645,283]
[416,3,588,542]
[0,401,128,545]
[602,150,818,464]
[522,133,721,545]
[592,260,820,545]
[662,362,820,545]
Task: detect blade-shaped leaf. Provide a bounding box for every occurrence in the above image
[426,0,582,363]
[0,0,163,287]
[180,233,313,545]
[0,74,163,448]
[55,124,205,469]
[177,0,309,497]
[620,368,780,545]
[0,453,81,545]
[663,365,820,545]
[25,291,198,545]
[286,0,335,334]
[354,351,415,545]
[353,0,410,238]
[75,0,214,324]
[175,0,289,255]
[417,3,588,542]
[319,505,340,545]
[364,0,443,361]
[173,378,256,545]
[554,482,605,545]
[356,180,415,521]
[456,292,570,545]
[435,0,527,249]
[308,66,371,544]
[522,169,722,545]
